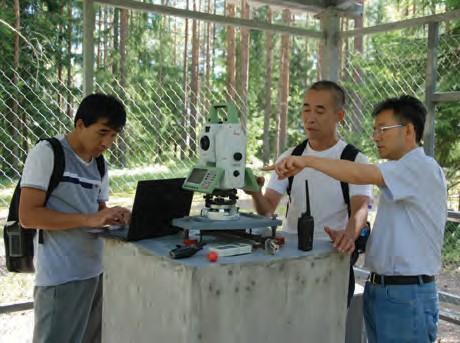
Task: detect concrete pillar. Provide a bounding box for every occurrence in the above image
[102,235,349,343]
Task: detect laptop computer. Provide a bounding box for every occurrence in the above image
[107,178,194,241]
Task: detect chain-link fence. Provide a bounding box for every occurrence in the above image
[0,55,247,208]
[1,7,460,336]
[443,219,460,269]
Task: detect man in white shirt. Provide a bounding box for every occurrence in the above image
[249,81,372,306]
[266,95,447,342]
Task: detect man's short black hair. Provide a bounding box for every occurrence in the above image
[372,95,426,143]
[74,93,126,131]
[309,80,346,110]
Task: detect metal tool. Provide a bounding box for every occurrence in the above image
[169,243,205,259]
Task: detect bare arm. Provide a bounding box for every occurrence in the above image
[347,195,370,239]
[264,156,385,186]
[251,188,283,217]
[19,187,130,230]
[326,195,370,254]
[245,176,283,216]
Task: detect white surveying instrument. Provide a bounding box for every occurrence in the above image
[182,103,259,220]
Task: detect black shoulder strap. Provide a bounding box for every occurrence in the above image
[37,138,66,243]
[95,155,105,179]
[340,144,360,217]
[287,139,308,198]
[41,138,66,203]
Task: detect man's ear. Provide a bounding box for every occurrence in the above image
[75,118,85,130]
[406,122,416,140]
[337,110,345,122]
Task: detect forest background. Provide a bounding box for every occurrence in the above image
[1,2,460,341]
[0,0,459,206]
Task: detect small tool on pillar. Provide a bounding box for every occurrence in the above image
[169,242,205,259]
[264,239,280,255]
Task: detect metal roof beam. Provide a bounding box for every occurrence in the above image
[95,0,322,38]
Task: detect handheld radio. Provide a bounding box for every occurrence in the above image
[297,180,314,251]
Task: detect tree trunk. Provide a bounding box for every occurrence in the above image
[205,0,212,89]
[57,6,64,113]
[212,0,217,78]
[173,18,177,67]
[180,0,190,160]
[103,7,108,66]
[159,0,165,83]
[239,0,250,130]
[112,8,119,75]
[262,9,273,165]
[66,0,73,119]
[276,9,291,157]
[190,0,200,156]
[97,7,102,69]
[304,14,309,89]
[351,0,364,132]
[7,0,22,174]
[117,8,128,167]
[226,2,236,101]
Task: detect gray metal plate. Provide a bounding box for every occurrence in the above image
[172,212,282,231]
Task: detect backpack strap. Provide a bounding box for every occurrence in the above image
[339,144,360,217]
[287,139,308,198]
[37,138,66,243]
[95,155,106,179]
[285,139,308,217]
[41,138,66,203]
[286,140,360,219]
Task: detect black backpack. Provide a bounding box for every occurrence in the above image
[3,138,105,273]
[286,139,369,254]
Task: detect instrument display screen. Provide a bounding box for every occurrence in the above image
[187,168,208,184]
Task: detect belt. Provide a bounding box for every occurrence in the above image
[368,273,435,285]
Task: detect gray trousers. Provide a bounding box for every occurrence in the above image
[33,275,102,343]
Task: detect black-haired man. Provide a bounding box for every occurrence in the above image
[19,93,131,342]
[248,80,372,306]
[266,95,447,342]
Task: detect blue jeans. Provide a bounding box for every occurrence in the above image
[363,280,438,343]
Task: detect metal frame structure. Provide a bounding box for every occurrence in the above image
[82,0,460,157]
[339,8,460,156]
[81,1,460,328]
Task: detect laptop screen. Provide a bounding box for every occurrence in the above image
[127,178,193,241]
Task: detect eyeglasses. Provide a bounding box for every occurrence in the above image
[372,124,405,137]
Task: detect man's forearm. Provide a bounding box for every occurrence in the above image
[307,157,384,186]
[20,207,92,231]
[251,192,275,216]
[346,209,368,239]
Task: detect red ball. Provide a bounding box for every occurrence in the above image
[207,251,218,263]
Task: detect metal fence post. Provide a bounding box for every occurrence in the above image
[423,22,439,157]
[319,7,340,82]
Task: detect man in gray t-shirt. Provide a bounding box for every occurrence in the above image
[265,95,447,342]
[20,93,131,343]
